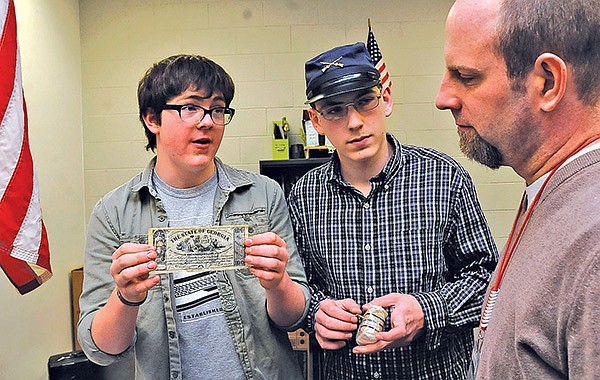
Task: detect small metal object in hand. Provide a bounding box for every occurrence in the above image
[356,306,388,345]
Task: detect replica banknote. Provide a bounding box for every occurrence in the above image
[148,225,248,274]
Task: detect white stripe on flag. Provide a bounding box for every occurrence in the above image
[13,172,44,263]
[0,49,24,201]
[0,1,7,33]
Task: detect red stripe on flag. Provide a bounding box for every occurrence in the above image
[381,72,390,85]
[37,222,50,269]
[0,252,40,294]
[0,0,17,117]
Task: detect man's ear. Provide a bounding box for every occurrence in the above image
[532,53,567,112]
[142,110,160,134]
[307,107,326,135]
[382,85,393,117]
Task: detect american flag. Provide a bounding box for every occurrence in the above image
[367,19,391,89]
[0,0,52,294]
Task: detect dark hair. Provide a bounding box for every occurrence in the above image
[137,54,235,151]
[495,0,600,105]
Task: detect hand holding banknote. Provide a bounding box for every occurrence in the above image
[244,232,290,290]
[110,243,160,304]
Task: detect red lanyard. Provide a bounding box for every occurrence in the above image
[478,135,600,335]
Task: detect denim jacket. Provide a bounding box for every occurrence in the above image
[78,157,310,380]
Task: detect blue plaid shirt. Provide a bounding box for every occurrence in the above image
[288,134,498,380]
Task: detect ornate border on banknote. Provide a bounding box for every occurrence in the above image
[148,225,248,274]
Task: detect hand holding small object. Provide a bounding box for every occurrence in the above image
[353,293,424,354]
[314,298,361,350]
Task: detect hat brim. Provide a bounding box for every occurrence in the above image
[306,74,380,105]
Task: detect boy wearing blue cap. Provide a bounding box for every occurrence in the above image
[287,42,498,379]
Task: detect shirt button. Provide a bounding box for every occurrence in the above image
[171,371,179,379]
[373,372,381,379]
[384,184,389,190]
[222,298,236,312]
[169,330,176,339]
[363,202,370,209]
[158,215,166,222]
[367,286,374,294]
[364,244,371,251]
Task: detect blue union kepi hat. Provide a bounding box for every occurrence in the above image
[305,42,381,104]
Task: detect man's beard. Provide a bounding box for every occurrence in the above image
[458,129,503,169]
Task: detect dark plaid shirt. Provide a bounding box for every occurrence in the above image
[288,134,498,380]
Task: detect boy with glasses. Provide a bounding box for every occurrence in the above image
[78,54,309,379]
[287,42,498,379]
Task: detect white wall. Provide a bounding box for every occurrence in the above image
[0,1,84,379]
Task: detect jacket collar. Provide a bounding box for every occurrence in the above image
[131,156,254,195]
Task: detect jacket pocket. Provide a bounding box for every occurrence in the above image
[224,207,269,235]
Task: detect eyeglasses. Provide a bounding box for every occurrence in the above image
[163,104,235,126]
[317,94,382,122]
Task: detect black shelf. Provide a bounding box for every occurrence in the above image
[260,158,330,198]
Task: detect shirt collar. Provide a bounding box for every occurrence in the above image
[326,133,403,187]
[525,141,600,210]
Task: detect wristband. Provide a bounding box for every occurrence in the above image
[116,289,146,307]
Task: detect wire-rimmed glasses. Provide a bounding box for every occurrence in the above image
[317,94,381,122]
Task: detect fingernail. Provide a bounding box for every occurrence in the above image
[147,262,157,270]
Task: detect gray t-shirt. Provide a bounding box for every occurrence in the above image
[153,171,245,380]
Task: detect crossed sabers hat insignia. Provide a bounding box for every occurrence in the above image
[320,56,344,72]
